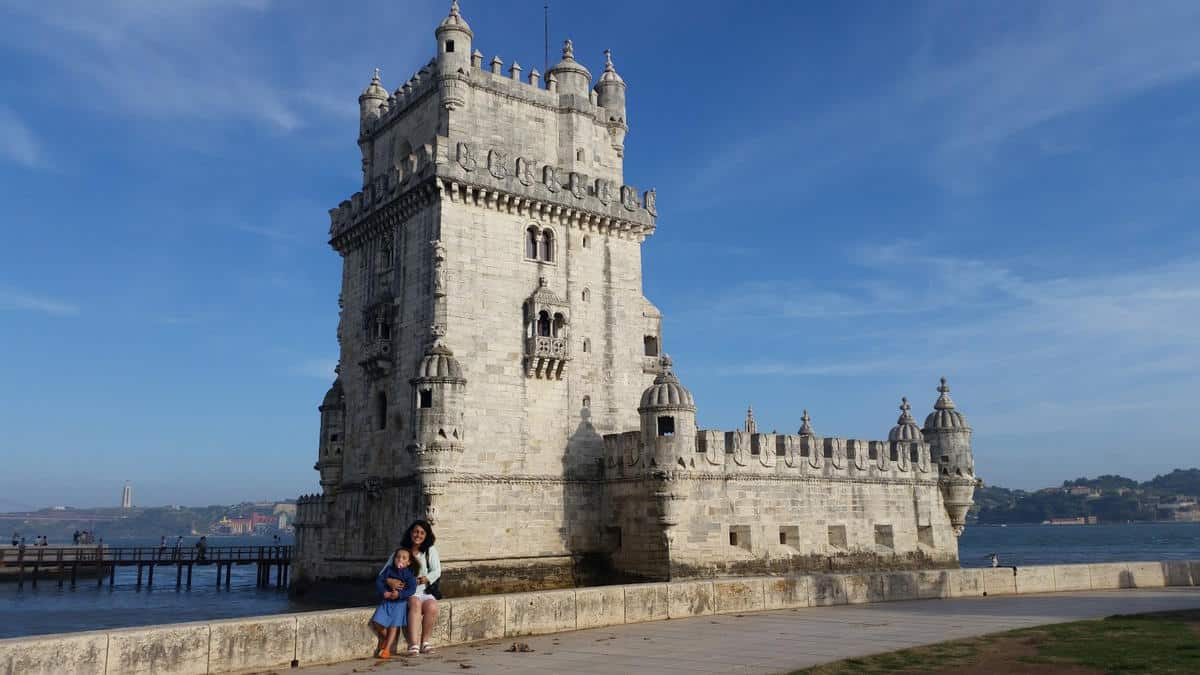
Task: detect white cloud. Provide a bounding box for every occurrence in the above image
[0,106,48,169]
[0,287,79,316]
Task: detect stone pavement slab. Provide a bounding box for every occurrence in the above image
[288,588,1200,675]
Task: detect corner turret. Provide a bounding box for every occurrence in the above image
[922,378,978,535]
[316,378,345,497]
[435,0,473,110]
[409,337,467,524]
[638,356,697,469]
[595,49,628,156]
[359,68,388,126]
[547,39,592,99]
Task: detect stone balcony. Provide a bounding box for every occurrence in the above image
[525,336,569,380]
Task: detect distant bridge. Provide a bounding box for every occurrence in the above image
[0,545,292,590]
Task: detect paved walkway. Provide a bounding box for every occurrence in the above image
[293,588,1200,675]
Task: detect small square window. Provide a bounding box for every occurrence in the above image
[446,40,455,53]
[917,526,934,548]
[657,416,675,437]
[874,524,894,549]
[729,525,751,551]
[779,526,799,547]
[419,390,432,409]
[827,525,847,550]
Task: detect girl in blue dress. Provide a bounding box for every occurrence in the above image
[370,548,418,658]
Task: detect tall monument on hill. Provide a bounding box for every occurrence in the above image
[293,2,979,596]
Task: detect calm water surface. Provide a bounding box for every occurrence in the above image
[4,524,1200,638]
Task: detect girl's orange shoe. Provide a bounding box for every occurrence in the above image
[378,649,391,659]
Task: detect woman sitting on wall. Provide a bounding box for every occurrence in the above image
[399,519,442,655]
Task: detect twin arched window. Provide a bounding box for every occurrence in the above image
[534,310,566,338]
[525,226,555,262]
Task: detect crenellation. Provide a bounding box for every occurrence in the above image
[295,2,979,595]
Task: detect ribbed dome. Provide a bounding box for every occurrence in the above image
[923,377,970,431]
[414,341,465,381]
[360,68,387,100]
[547,39,592,80]
[889,397,924,442]
[638,356,695,411]
[321,379,344,408]
[597,49,624,85]
[436,0,472,35]
[798,409,815,437]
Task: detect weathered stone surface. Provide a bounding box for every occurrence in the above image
[624,583,668,623]
[1162,561,1193,586]
[916,570,953,599]
[208,615,296,673]
[576,586,625,629]
[951,568,985,597]
[667,580,714,618]
[809,574,849,606]
[842,573,885,604]
[1015,566,1055,594]
[1128,562,1166,588]
[881,572,919,601]
[982,567,1016,595]
[1088,563,1128,589]
[0,631,107,675]
[448,595,505,644]
[1052,564,1092,592]
[295,608,374,667]
[713,578,765,614]
[107,623,210,675]
[505,589,576,637]
[764,576,810,609]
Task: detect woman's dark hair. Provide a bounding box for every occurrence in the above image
[400,519,436,553]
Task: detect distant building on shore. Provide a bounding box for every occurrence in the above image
[121,481,132,510]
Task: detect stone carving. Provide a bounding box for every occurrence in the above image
[596,178,613,205]
[644,188,656,216]
[487,149,508,179]
[620,185,638,211]
[516,157,535,186]
[432,239,447,297]
[569,172,587,199]
[543,164,561,193]
[456,141,477,171]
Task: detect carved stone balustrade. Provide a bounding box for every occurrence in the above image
[525,336,569,379]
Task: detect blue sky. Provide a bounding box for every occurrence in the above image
[2,1,1199,508]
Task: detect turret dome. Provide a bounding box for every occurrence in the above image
[321,378,344,409]
[638,356,695,411]
[360,68,387,101]
[436,0,473,37]
[414,340,465,381]
[923,378,970,431]
[597,49,624,85]
[889,397,924,442]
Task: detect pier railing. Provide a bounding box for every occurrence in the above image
[0,545,292,590]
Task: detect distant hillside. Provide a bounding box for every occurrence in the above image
[971,468,1200,524]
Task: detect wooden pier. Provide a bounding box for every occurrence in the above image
[0,545,291,590]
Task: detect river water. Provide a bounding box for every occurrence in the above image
[3,524,1200,639]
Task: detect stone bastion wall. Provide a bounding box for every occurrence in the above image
[3,560,1197,675]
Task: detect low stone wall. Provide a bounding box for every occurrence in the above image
[2,560,1196,675]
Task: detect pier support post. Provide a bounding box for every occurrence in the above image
[15,547,23,590]
[137,564,143,588]
[186,564,192,589]
[147,563,154,588]
[70,561,77,588]
[56,550,64,588]
[109,561,116,587]
[225,562,231,588]
[175,563,182,590]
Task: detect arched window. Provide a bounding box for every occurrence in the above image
[526,226,539,259]
[375,392,388,430]
[419,389,432,409]
[581,288,590,302]
[582,338,590,353]
[540,230,555,262]
[552,313,566,337]
[582,396,591,409]
[582,235,590,249]
[643,335,659,357]
[537,311,551,337]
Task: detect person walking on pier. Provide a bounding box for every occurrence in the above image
[195,536,208,562]
[10,532,17,546]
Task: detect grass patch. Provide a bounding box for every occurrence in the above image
[790,610,1200,675]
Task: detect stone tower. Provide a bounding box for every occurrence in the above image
[295,0,661,594]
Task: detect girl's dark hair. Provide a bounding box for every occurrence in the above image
[392,546,420,576]
[400,519,436,553]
